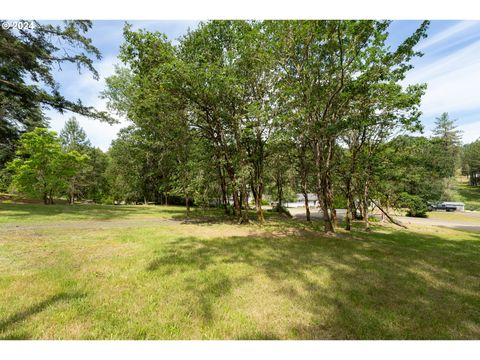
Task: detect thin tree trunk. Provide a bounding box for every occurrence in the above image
[232,189,242,222]
[345,178,352,231]
[185,195,190,215]
[241,186,249,223]
[300,152,311,222]
[315,141,334,234]
[253,182,265,224]
[303,191,311,222]
[219,168,228,214]
[363,180,370,230]
[369,198,407,229]
[276,176,283,210]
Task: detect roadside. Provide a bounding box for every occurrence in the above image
[289,207,480,232]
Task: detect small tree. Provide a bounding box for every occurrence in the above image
[7,128,88,204]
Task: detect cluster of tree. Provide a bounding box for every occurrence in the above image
[100,20,432,232]
[0,20,114,174]
[2,20,471,234]
[6,118,109,204]
[462,139,480,187]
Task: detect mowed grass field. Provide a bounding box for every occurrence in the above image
[453,177,480,211]
[1,203,479,339]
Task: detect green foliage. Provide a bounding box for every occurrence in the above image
[462,139,480,186]
[102,20,431,229]
[6,128,89,204]
[431,112,463,178]
[0,21,113,168]
[399,192,428,218]
[59,117,91,153]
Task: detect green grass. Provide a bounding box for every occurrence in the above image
[452,177,480,211]
[0,203,479,339]
[0,203,191,224]
[427,211,480,223]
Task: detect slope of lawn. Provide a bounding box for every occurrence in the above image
[0,203,479,339]
[452,177,480,211]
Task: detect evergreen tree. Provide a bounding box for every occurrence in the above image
[431,112,463,178]
[0,20,113,168]
[59,117,91,153]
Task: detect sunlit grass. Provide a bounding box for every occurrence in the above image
[0,204,479,339]
[0,203,189,224]
[452,177,480,211]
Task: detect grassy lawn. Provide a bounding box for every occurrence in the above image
[452,177,480,211]
[427,211,480,223]
[1,203,479,339]
[0,203,190,224]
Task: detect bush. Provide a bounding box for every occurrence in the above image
[400,193,428,218]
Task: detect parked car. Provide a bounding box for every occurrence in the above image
[427,202,457,212]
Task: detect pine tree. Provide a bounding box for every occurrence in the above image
[59,117,91,153]
[431,112,463,178]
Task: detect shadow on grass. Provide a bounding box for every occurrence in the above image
[145,227,480,339]
[455,182,480,211]
[0,203,187,222]
[0,292,86,336]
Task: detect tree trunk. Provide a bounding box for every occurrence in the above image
[255,193,265,223]
[345,178,352,231]
[303,191,311,222]
[185,195,190,215]
[369,198,407,229]
[241,186,249,223]
[300,154,311,222]
[69,180,75,205]
[43,191,48,205]
[315,141,335,234]
[362,180,370,231]
[232,190,242,222]
[276,175,283,210]
[252,181,265,224]
[219,168,228,214]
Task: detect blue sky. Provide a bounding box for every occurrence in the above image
[45,20,480,150]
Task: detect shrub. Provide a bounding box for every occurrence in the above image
[400,193,428,218]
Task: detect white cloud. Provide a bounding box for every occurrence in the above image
[417,21,479,51]
[458,121,480,144]
[402,22,480,145]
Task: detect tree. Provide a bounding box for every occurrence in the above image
[269,20,428,232]
[60,117,91,153]
[59,117,93,203]
[102,20,431,231]
[6,128,88,204]
[431,112,463,178]
[0,20,113,168]
[83,147,110,203]
[462,140,480,186]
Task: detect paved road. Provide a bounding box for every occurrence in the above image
[289,207,480,232]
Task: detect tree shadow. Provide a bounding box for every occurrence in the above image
[144,227,480,339]
[0,292,86,335]
[0,203,187,222]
